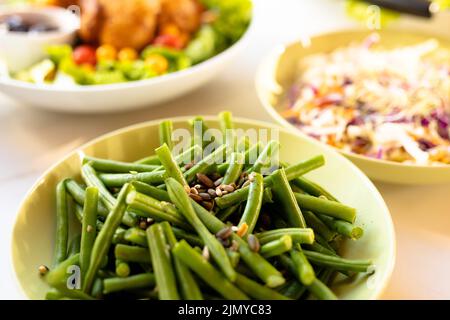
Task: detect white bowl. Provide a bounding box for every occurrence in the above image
[0,5,79,73]
[0,14,254,114]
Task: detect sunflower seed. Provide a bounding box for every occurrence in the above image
[247,234,260,252]
[184,162,194,170]
[242,180,251,188]
[190,187,199,195]
[202,246,210,260]
[221,184,235,193]
[196,173,214,188]
[199,193,211,200]
[189,193,203,202]
[215,187,223,197]
[207,188,217,197]
[202,201,214,211]
[214,177,223,187]
[216,226,233,240]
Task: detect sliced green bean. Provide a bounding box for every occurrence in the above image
[80,187,98,282]
[184,145,226,183]
[103,273,156,295]
[256,228,314,245]
[115,259,130,278]
[161,221,203,300]
[83,156,158,173]
[294,193,356,223]
[172,227,204,247]
[159,120,174,150]
[260,235,292,258]
[153,145,202,172]
[271,168,306,228]
[115,244,151,264]
[235,273,291,300]
[126,191,191,230]
[216,156,324,209]
[303,211,337,242]
[99,171,166,188]
[279,280,307,300]
[247,140,280,174]
[222,152,244,185]
[227,249,240,268]
[54,180,69,266]
[65,179,109,217]
[303,250,372,273]
[317,214,363,240]
[173,240,249,300]
[83,183,132,293]
[190,199,285,288]
[292,176,338,201]
[67,234,81,257]
[290,245,315,286]
[166,178,236,281]
[156,143,188,187]
[307,278,337,300]
[134,154,161,165]
[130,181,170,202]
[237,172,264,235]
[146,223,180,300]
[81,164,137,227]
[124,227,148,247]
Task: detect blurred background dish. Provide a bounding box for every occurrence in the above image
[256,29,450,184]
[0,5,79,73]
[0,0,253,112]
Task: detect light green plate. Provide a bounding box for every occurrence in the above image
[256,29,450,184]
[11,116,395,299]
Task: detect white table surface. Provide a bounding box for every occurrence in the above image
[1,0,450,300]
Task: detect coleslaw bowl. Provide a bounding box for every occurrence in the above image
[256,29,450,184]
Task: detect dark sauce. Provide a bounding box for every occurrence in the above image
[1,14,59,33]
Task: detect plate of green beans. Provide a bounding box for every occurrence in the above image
[11,112,395,300]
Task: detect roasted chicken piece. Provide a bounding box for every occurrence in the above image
[158,0,202,34]
[79,0,161,51]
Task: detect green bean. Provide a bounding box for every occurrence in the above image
[271,168,306,228]
[216,156,324,209]
[279,280,307,300]
[189,116,209,149]
[115,259,130,277]
[146,223,180,300]
[315,235,337,253]
[99,171,166,188]
[292,176,338,201]
[307,278,337,300]
[166,178,236,281]
[216,204,240,222]
[189,199,285,287]
[161,221,203,300]
[222,152,244,185]
[134,154,161,165]
[54,180,69,266]
[156,143,188,187]
[126,191,191,230]
[67,234,81,257]
[290,245,315,286]
[227,249,240,268]
[294,193,356,223]
[83,156,158,173]
[80,187,98,282]
[184,145,226,183]
[247,140,280,174]
[219,111,236,149]
[243,141,263,170]
[81,164,137,227]
[124,227,148,247]
[159,120,174,150]
[91,278,103,299]
[304,241,336,256]
[65,179,109,217]
[130,181,170,202]
[256,228,315,245]
[260,235,292,258]
[303,250,372,273]
[317,214,363,240]
[153,145,202,172]
[303,211,337,242]
[173,240,249,300]
[83,183,132,293]
[103,273,156,295]
[115,244,151,264]
[235,273,291,300]
[237,172,264,235]
[45,289,64,300]
[172,227,204,247]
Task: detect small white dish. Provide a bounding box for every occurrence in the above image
[0,5,79,73]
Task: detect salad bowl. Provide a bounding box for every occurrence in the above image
[11,116,395,299]
[256,29,450,184]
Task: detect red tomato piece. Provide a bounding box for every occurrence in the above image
[153,34,183,50]
[73,45,97,66]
